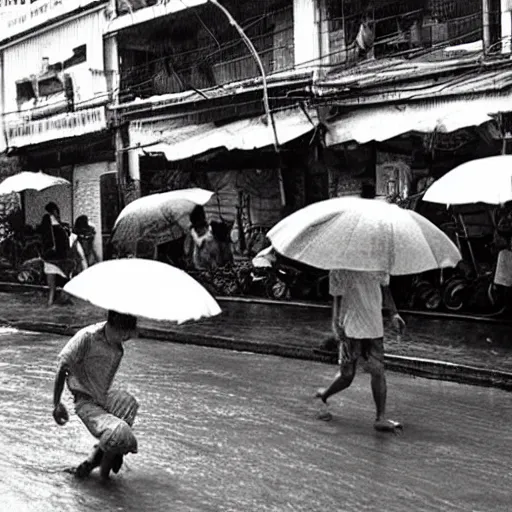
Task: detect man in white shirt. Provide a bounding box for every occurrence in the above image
[316,269,405,432]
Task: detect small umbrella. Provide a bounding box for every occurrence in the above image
[111,188,214,249]
[423,155,512,206]
[266,197,461,275]
[63,258,221,323]
[0,171,70,195]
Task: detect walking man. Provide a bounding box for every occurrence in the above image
[53,310,139,479]
[316,269,405,432]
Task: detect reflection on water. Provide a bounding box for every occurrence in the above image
[1,331,512,512]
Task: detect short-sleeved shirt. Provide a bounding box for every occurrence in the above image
[58,322,123,407]
[329,270,389,339]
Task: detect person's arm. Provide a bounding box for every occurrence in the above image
[52,363,69,426]
[331,295,341,333]
[382,285,405,333]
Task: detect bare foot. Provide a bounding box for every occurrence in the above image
[374,418,403,433]
[315,389,332,421]
[315,388,327,403]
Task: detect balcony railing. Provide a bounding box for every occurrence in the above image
[322,0,485,67]
[118,3,294,103]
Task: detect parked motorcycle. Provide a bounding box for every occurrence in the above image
[241,246,329,301]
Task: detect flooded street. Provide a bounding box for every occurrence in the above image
[1,327,511,512]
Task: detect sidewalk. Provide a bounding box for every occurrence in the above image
[2,285,512,390]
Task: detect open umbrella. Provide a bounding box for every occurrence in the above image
[0,171,70,195]
[423,155,512,206]
[266,197,461,275]
[63,258,221,323]
[111,188,214,250]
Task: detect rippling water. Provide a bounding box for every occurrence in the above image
[1,330,511,512]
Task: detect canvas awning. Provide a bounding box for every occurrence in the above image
[325,93,512,147]
[131,107,319,161]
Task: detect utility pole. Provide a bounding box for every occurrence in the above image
[208,0,286,207]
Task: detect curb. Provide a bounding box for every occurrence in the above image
[4,319,512,393]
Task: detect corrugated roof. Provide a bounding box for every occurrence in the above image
[112,68,315,113]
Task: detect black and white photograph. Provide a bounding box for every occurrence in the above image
[0,0,511,510]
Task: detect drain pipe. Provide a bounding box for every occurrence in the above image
[207,0,286,207]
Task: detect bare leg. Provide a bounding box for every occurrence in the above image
[315,363,356,421]
[75,445,103,478]
[370,365,402,432]
[100,452,119,480]
[317,362,356,403]
[371,369,387,421]
[47,274,56,306]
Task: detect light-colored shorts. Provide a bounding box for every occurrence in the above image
[74,389,139,455]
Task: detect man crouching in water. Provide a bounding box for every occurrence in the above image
[53,310,139,479]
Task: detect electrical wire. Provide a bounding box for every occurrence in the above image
[1,1,506,125]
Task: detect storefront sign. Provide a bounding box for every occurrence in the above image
[6,106,106,148]
[2,0,99,43]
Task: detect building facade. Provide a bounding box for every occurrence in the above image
[0,0,117,259]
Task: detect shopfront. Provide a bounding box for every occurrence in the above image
[321,92,512,316]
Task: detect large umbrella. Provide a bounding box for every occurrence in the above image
[423,155,512,206]
[111,188,214,249]
[63,258,221,323]
[266,197,461,275]
[0,171,70,195]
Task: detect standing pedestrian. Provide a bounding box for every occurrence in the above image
[184,205,220,270]
[40,202,72,306]
[315,269,405,431]
[52,310,139,479]
[73,215,101,267]
[316,180,404,431]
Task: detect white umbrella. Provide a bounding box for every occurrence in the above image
[63,258,221,323]
[423,155,512,205]
[0,171,70,195]
[111,188,214,249]
[267,197,461,275]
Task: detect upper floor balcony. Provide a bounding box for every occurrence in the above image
[113,0,501,107]
[321,0,493,67]
[115,0,295,104]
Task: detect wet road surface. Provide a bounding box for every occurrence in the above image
[1,328,511,512]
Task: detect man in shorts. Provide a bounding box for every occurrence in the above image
[53,310,139,479]
[316,269,405,432]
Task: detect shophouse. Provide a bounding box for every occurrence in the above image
[0,0,116,258]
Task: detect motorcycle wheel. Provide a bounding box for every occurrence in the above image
[267,278,289,300]
[413,280,441,310]
[442,279,468,311]
[17,270,34,284]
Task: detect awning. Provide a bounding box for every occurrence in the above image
[131,107,319,161]
[324,93,512,147]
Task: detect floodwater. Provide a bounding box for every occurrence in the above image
[1,328,511,512]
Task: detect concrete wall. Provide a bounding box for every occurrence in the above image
[73,161,116,260]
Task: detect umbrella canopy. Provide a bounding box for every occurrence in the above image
[0,171,70,195]
[266,197,461,275]
[63,258,221,323]
[423,155,512,206]
[111,188,214,249]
